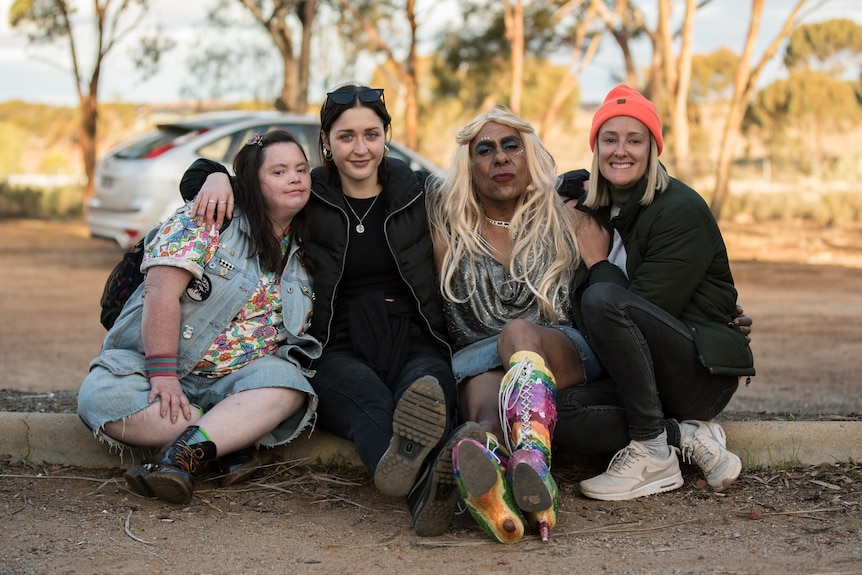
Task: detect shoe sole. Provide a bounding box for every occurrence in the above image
[580,471,684,502]
[511,460,554,512]
[374,376,448,497]
[144,471,195,505]
[124,465,154,498]
[454,438,525,544]
[410,421,486,537]
[456,439,499,496]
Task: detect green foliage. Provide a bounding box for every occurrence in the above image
[130,31,178,81]
[690,48,738,103]
[0,180,40,218]
[0,179,82,219]
[747,71,860,133]
[429,0,588,109]
[8,0,72,42]
[0,122,26,174]
[745,71,861,177]
[784,18,862,74]
[0,100,77,141]
[728,185,862,227]
[39,151,70,174]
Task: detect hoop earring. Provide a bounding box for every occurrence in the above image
[323,148,333,161]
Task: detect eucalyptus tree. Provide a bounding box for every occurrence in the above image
[8,0,168,200]
[710,0,811,220]
[745,19,862,178]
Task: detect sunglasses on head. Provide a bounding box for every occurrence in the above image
[325,88,385,106]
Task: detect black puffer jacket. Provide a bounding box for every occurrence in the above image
[181,157,451,356]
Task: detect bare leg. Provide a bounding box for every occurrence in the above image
[103,403,202,448]
[197,387,306,455]
[496,319,585,389]
[103,387,305,453]
[460,370,505,439]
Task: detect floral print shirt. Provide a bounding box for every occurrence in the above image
[142,203,289,377]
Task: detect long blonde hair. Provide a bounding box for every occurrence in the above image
[427,107,580,322]
[585,133,670,208]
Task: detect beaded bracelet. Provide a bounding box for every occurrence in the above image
[145,354,178,380]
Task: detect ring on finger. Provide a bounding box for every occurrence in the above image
[208,199,216,203]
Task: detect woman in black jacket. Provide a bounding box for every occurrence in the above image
[185,85,483,537]
[559,85,755,502]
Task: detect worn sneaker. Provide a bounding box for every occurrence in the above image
[407,421,486,536]
[374,376,448,497]
[579,440,683,501]
[680,420,742,491]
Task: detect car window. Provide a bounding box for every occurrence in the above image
[114,127,195,160]
[195,123,322,168]
[196,133,236,163]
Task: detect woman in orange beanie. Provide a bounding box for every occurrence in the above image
[556,84,755,501]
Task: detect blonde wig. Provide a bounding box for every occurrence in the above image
[427,106,580,322]
[585,133,670,209]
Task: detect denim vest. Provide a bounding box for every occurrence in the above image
[91,213,320,378]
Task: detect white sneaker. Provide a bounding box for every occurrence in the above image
[680,420,742,491]
[579,440,683,501]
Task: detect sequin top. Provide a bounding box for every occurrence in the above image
[442,252,571,351]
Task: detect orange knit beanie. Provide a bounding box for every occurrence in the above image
[589,84,663,156]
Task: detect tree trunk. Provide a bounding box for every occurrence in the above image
[296,0,317,113]
[598,0,646,90]
[506,0,524,115]
[711,0,808,219]
[404,0,418,149]
[78,90,99,201]
[272,3,297,112]
[539,0,601,138]
[335,0,422,150]
[664,0,696,181]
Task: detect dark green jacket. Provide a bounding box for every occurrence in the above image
[570,172,755,377]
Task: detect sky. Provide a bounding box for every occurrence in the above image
[0,0,860,108]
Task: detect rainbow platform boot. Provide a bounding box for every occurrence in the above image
[500,351,559,542]
[452,434,524,544]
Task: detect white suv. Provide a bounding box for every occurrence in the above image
[87,111,441,248]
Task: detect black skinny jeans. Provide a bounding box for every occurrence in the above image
[310,324,457,473]
[554,283,738,455]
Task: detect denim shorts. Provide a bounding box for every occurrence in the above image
[78,354,317,451]
[451,324,606,386]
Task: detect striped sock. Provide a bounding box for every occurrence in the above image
[187,426,211,446]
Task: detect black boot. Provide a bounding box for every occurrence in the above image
[124,426,217,504]
[217,447,267,487]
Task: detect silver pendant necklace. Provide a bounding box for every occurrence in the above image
[344,194,381,234]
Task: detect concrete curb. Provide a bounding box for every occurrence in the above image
[0,413,362,468]
[1,413,861,469]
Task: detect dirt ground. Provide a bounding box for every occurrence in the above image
[1,218,862,574]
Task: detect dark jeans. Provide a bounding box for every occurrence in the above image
[554,283,738,455]
[310,324,456,472]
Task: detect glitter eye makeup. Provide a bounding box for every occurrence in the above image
[474,136,525,157]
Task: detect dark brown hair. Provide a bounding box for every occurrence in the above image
[232,129,313,273]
